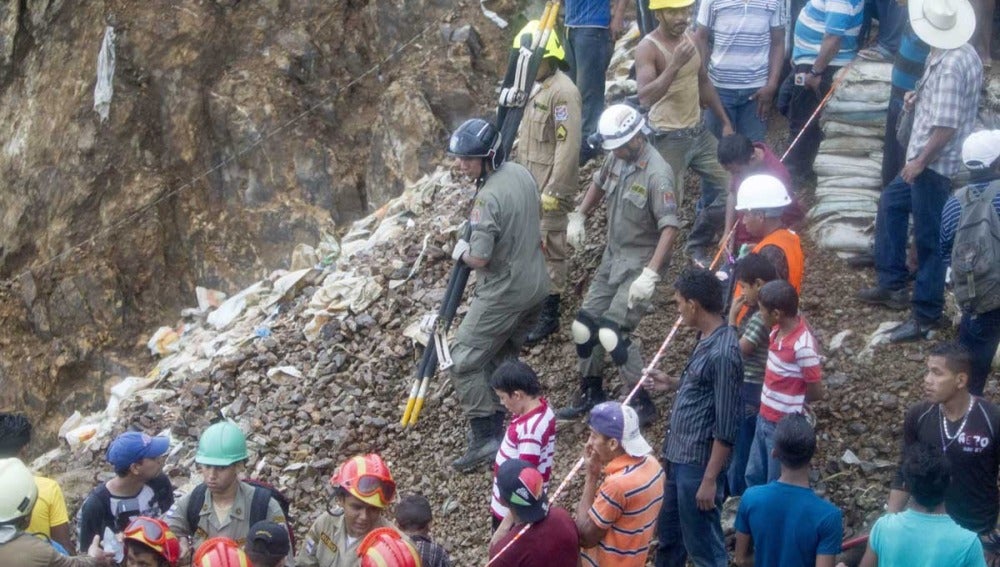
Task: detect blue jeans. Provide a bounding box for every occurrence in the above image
[960,308,1000,396]
[655,462,728,567]
[728,382,762,496]
[745,414,780,488]
[566,26,612,160]
[873,169,952,322]
[705,87,767,143]
[881,96,905,188]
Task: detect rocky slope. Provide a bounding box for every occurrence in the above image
[0,0,510,441]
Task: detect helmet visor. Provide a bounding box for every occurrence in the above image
[350,474,396,507]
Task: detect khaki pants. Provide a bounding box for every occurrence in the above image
[577,258,651,387]
[541,209,569,295]
[450,298,542,418]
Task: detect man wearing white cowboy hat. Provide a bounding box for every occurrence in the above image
[859,0,983,344]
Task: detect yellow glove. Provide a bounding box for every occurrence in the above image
[541,193,560,212]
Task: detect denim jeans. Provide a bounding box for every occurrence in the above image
[744,414,780,488]
[705,87,767,143]
[881,95,905,188]
[960,308,1000,396]
[784,65,838,179]
[566,26,613,160]
[873,169,952,322]
[655,461,728,567]
[728,382,762,496]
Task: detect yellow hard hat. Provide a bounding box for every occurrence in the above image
[649,0,696,9]
[513,20,565,62]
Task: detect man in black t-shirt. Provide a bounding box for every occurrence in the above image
[78,431,174,562]
[888,342,1000,539]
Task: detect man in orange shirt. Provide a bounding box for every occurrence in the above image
[575,402,664,566]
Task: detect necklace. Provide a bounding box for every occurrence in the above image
[940,396,976,450]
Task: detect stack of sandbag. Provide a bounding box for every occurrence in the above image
[808,61,893,259]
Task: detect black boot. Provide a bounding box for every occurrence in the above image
[452,416,501,473]
[629,388,658,428]
[525,295,561,345]
[556,376,606,420]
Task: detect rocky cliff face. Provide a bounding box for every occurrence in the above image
[0,0,506,438]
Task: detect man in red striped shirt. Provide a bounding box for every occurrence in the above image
[576,401,664,566]
[489,361,557,531]
[745,280,824,488]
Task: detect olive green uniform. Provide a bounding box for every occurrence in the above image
[451,161,550,418]
[296,508,400,567]
[0,533,98,567]
[579,142,679,385]
[514,69,582,294]
[165,481,290,563]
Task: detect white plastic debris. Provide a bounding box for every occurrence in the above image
[479,0,508,28]
[147,326,181,356]
[196,287,227,312]
[93,26,116,122]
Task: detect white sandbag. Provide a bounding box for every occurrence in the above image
[814,154,882,177]
[818,137,885,154]
[817,175,883,189]
[810,217,874,253]
[838,60,894,83]
[826,99,889,114]
[830,81,891,104]
[822,121,885,138]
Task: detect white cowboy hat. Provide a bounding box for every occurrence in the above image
[908,0,976,49]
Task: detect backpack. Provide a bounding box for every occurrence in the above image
[951,180,1000,315]
[185,479,296,553]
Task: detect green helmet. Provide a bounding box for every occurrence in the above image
[195,421,248,466]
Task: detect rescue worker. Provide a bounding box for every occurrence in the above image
[192,537,250,567]
[561,104,680,426]
[122,517,181,567]
[0,457,114,566]
[297,454,406,567]
[357,528,421,567]
[447,119,550,472]
[165,422,289,563]
[510,20,583,345]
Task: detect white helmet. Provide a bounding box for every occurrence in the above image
[735,174,791,211]
[0,458,37,523]
[595,104,645,150]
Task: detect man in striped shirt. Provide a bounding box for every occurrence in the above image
[489,361,557,530]
[651,268,742,567]
[693,0,786,142]
[576,402,664,567]
[745,279,824,488]
[782,0,864,183]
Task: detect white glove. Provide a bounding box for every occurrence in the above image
[628,267,661,309]
[452,239,471,262]
[567,212,586,249]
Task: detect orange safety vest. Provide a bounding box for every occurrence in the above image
[734,229,804,323]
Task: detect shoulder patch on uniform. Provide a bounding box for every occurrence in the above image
[305,538,317,555]
[554,104,569,122]
[556,124,568,141]
[320,533,338,553]
[663,191,676,211]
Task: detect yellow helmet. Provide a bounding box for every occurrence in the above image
[513,20,565,62]
[649,0,696,9]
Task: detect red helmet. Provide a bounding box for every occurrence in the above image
[193,537,251,567]
[330,454,396,509]
[123,517,181,567]
[358,528,422,567]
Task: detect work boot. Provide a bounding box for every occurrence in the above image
[525,294,561,345]
[856,286,909,310]
[629,388,658,428]
[556,377,606,420]
[452,416,501,473]
[492,410,507,441]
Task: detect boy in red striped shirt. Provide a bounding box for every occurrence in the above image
[490,361,557,532]
[745,279,824,488]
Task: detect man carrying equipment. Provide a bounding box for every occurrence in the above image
[512,20,583,346]
[560,104,679,426]
[448,118,550,472]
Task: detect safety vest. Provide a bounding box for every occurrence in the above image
[735,229,804,323]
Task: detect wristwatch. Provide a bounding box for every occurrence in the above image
[808,67,824,76]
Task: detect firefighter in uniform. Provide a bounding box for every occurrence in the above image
[447,118,550,472]
[559,104,680,426]
[510,20,583,345]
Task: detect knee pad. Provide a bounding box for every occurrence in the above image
[598,319,631,366]
[572,310,599,359]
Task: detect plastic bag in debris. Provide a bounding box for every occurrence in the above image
[307,272,383,313]
[206,282,268,330]
[196,287,227,312]
[147,326,182,356]
[93,26,116,122]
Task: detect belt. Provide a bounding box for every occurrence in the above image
[651,121,705,140]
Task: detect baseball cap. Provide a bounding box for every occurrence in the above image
[496,459,549,523]
[588,402,653,457]
[106,431,170,470]
[245,520,291,559]
[962,130,1000,171]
